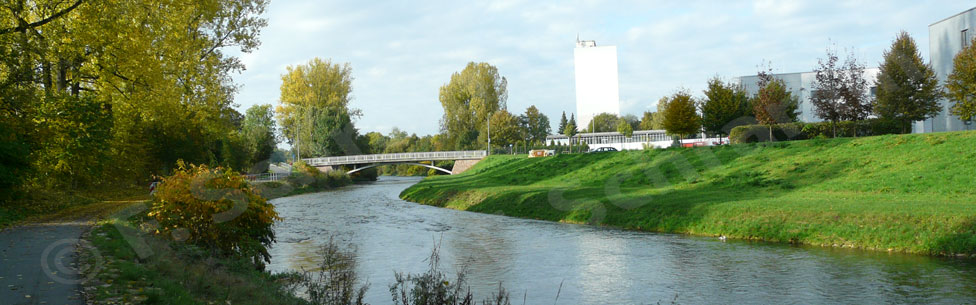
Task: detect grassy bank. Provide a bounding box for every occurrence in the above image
[401,131,976,256]
[81,214,307,304]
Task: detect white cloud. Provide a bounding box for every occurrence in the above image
[230,0,975,136]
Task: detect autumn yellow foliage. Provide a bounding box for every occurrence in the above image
[149,161,280,269]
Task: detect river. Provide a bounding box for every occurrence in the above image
[267,176,976,304]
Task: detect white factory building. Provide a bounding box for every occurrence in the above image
[574,37,620,130]
[923,6,976,133]
[734,68,880,123]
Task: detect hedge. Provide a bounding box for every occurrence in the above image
[729,119,907,144]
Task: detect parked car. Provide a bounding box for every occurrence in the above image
[587,147,618,153]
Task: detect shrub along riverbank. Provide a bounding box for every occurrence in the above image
[401,131,976,256]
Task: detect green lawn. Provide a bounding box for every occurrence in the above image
[401,131,976,255]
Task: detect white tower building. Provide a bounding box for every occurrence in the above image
[574,37,620,130]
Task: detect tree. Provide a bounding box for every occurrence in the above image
[874,31,942,133]
[947,35,976,122]
[616,118,634,138]
[587,112,619,133]
[568,114,577,133]
[752,66,800,141]
[276,58,360,158]
[638,111,656,130]
[621,114,640,131]
[811,47,873,137]
[1,0,269,188]
[241,104,278,173]
[839,52,872,130]
[488,110,521,148]
[438,62,508,150]
[558,111,568,135]
[520,105,551,144]
[562,122,577,153]
[700,77,751,137]
[811,47,845,137]
[662,91,700,140]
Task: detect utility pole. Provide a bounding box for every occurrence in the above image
[487,115,491,155]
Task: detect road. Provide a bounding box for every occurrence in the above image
[0,201,138,305]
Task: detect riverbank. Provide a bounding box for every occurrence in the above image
[400,131,976,256]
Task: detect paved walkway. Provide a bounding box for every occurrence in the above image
[0,201,140,305]
[0,221,88,304]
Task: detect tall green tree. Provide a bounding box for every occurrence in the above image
[700,77,751,137]
[874,31,942,133]
[438,62,508,150]
[241,104,277,173]
[558,111,568,135]
[568,114,577,132]
[489,110,521,148]
[616,118,634,137]
[947,35,976,122]
[752,67,800,141]
[662,92,700,140]
[519,105,551,144]
[1,0,268,190]
[586,112,619,133]
[276,58,360,158]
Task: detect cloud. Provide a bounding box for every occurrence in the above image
[230,0,974,137]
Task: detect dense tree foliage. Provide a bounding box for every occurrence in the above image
[0,0,270,198]
[616,118,634,137]
[241,105,278,173]
[947,36,976,121]
[489,110,522,147]
[585,112,620,133]
[811,48,872,137]
[699,77,751,137]
[438,62,508,150]
[874,32,942,133]
[558,112,568,135]
[661,91,700,139]
[519,105,551,144]
[752,67,800,141]
[276,58,362,158]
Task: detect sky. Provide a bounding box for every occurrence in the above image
[229,0,975,137]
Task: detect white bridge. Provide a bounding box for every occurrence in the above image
[302,150,487,175]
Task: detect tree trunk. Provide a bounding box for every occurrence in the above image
[768,125,773,142]
[832,121,837,138]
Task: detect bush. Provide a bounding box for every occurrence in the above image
[730,119,907,144]
[729,122,805,143]
[149,161,280,269]
[288,161,353,189]
[390,245,511,305]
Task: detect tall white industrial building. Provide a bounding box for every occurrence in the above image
[574,38,620,130]
[923,6,976,133]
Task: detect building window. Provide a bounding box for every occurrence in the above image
[965,29,971,48]
[870,86,877,97]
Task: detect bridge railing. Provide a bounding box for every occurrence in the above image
[303,150,487,166]
[244,172,292,182]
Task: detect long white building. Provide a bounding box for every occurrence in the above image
[924,6,976,133]
[574,38,620,130]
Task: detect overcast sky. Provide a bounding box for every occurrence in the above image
[230,1,974,137]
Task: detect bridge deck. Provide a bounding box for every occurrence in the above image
[303,150,486,166]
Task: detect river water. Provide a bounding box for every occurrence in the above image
[267,176,976,304]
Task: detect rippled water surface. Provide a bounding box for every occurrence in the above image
[268,177,976,304]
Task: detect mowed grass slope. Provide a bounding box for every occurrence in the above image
[401,131,976,255]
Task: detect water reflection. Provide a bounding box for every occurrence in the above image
[268,177,976,304]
